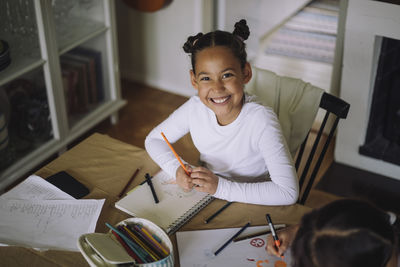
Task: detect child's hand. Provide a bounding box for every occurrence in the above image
[190,166,218,195]
[176,165,194,192]
[265,224,299,258]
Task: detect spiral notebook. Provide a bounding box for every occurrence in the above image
[115,170,214,235]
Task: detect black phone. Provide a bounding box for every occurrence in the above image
[46,171,89,199]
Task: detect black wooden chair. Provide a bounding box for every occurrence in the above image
[296,92,350,204]
[245,67,350,205]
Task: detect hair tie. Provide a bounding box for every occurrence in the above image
[235,35,244,42]
[387,211,397,225]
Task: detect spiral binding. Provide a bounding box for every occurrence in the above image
[166,195,215,235]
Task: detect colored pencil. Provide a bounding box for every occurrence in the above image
[111,230,141,263]
[161,132,190,176]
[204,201,233,224]
[118,168,140,198]
[121,225,161,261]
[105,223,148,263]
[129,224,169,257]
[233,224,286,242]
[214,222,251,256]
[266,214,284,259]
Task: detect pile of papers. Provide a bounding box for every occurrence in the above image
[0,175,104,251]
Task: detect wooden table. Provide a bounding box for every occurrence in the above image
[0,133,311,266]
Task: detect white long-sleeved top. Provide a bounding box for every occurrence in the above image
[145,95,299,205]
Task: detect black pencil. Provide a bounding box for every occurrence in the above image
[233,224,286,242]
[214,222,251,256]
[118,168,140,198]
[204,201,233,224]
[145,173,159,203]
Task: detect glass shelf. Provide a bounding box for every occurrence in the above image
[0,68,54,173]
[56,17,108,54]
[0,56,45,87]
[52,0,107,54]
[0,0,41,87]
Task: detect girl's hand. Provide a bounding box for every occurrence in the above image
[190,166,218,195]
[266,224,299,258]
[176,165,194,192]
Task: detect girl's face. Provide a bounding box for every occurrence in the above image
[190,46,252,126]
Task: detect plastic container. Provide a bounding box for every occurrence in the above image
[78,218,174,267]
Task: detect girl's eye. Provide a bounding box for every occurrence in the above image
[200,76,210,81]
[222,73,233,79]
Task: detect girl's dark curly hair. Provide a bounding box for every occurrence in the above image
[291,199,399,267]
[183,19,250,74]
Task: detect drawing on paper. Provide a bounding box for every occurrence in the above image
[158,172,197,199]
[177,226,292,267]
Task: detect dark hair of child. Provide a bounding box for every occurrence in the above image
[183,19,250,74]
[291,198,399,267]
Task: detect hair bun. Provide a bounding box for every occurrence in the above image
[183,32,203,53]
[233,19,250,41]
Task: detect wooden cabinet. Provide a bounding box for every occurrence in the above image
[0,0,125,191]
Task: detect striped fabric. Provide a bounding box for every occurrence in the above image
[264,0,339,64]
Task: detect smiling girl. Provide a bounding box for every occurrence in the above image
[145,20,298,205]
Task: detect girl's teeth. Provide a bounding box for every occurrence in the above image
[213,96,229,103]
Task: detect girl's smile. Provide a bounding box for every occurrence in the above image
[190,46,252,126]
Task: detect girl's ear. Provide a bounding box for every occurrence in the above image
[190,70,199,90]
[242,62,252,84]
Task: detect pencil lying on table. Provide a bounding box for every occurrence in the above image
[214,222,251,256]
[118,168,140,198]
[204,202,233,224]
[161,132,190,176]
[233,224,286,242]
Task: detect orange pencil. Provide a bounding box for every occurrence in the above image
[160,132,190,176]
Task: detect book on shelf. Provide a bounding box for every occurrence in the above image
[62,52,98,104]
[70,47,104,102]
[61,68,79,115]
[60,57,90,113]
[115,170,214,235]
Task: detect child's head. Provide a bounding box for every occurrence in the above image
[182,19,252,126]
[291,199,398,267]
[183,19,250,75]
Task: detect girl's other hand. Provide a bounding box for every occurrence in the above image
[265,224,299,258]
[176,164,194,192]
[190,166,218,195]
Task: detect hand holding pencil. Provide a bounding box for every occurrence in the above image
[161,132,193,191]
[265,224,299,258]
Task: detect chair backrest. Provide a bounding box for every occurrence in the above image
[296,92,350,204]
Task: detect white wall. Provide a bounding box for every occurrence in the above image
[115,0,212,97]
[217,0,310,61]
[335,0,400,180]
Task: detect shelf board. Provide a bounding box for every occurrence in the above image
[0,138,60,192]
[0,56,45,87]
[56,18,108,55]
[0,100,126,192]
[67,99,126,142]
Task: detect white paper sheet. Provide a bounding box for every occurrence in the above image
[0,175,74,200]
[0,175,104,251]
[177,226,292,267]
[0,198,105,251]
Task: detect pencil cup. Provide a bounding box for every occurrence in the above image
[78,218,174,267]
[116,218,174,267]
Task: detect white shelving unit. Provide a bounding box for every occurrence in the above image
[0,0,126,192]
